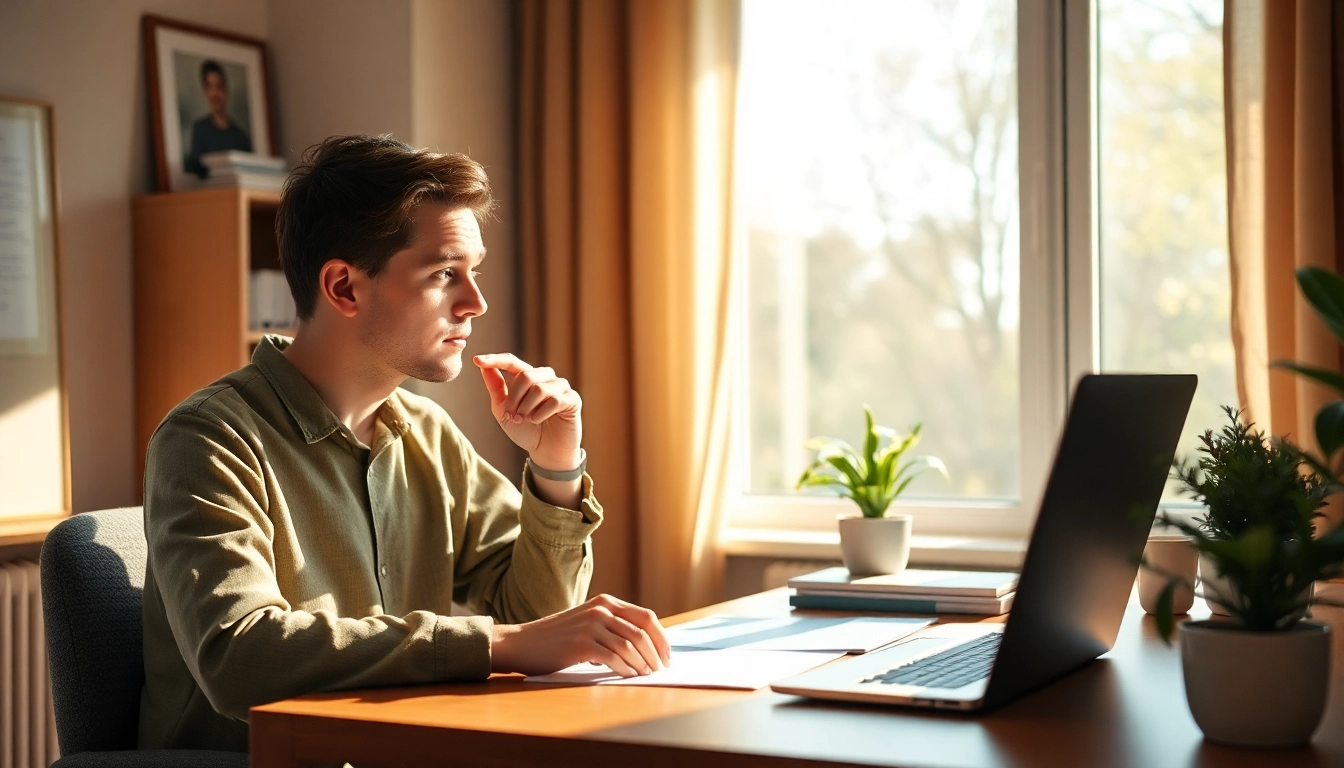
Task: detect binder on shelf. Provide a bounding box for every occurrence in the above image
[249,269,295,332]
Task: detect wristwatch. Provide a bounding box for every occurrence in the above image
[527,448,587,482]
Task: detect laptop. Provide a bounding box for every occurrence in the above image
[771,373,1196,711]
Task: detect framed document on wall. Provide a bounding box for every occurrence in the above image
[0,96,70,527]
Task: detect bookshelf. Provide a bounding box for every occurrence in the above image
[131,187,294,486]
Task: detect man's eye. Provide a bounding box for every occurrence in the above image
[440,269,482,280]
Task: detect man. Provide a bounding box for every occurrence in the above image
[139,135,670,753]
[184,59,252,178]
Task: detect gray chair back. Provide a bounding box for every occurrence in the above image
[40,507,148,754]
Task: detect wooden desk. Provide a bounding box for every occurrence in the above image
[250,589,1344,767]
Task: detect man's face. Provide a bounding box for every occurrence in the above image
[203,72,227,114]
[359,205,488,383]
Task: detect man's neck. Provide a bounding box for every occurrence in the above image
[282,323,404,446]
[211,110,229,131]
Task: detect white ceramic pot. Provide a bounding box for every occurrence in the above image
[1198,553,1234,616]
[1179,619,1331,748]
[837,514,911,575]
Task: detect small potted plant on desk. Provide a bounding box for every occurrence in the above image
[796,405,946,575]
[1149,407,1344,748]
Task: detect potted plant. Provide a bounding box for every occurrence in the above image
[1149,407,1344,748]
[1175,409,1325,616]
[796,405,946,575]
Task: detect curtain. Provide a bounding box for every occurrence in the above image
[516,0,740,615]
[1226,0,1344,495]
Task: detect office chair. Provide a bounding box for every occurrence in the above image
[40,507,248,768]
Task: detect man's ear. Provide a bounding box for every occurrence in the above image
[317,259,365,319]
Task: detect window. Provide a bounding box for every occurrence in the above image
[1098,0,1232,499]
[731,0,1231,544]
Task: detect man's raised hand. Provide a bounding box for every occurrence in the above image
[473,353,582,472]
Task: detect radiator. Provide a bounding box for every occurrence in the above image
[0,560,58,768]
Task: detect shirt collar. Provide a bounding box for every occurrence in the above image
[253,335,415,447]
[252,335,345,444]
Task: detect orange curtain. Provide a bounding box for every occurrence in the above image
[1226,0,1344,492]
[517,0,740,615]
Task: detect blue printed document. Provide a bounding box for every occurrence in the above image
[664,614,932,654]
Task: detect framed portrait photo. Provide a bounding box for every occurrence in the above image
[143,15,277,192]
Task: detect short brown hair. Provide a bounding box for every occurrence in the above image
[275,135,495,319]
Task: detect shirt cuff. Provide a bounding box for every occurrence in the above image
[434,614,494,681]
[518,467,604,547]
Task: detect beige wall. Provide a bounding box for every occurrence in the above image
[406,0,523,476]
[0,0,520,508]
[0,0,270,512]
[267,0,413,164]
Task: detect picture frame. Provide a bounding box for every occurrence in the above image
[0,95,72,523]
[142,14,278,192]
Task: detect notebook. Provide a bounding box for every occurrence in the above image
[788,567,1019,599]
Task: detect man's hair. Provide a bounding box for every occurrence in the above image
[275,135,495,320]
[200,60,225,86]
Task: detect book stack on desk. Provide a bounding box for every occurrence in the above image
[787,567,1018,615]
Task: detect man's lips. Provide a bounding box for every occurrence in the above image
[445,335,469,348]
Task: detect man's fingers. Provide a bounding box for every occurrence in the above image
[597,629,652,676]
[473,353,534,375]
[525,397,568,425]
[604,599,671,665]
[590,641,641,678]
[478,365,508,408]
[514,381,575,423]
[605,614,664,672]
[510,380,553,421]
[502,368,557,418]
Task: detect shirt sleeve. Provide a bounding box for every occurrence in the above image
[448,426,604,624]
[143,408,493,721]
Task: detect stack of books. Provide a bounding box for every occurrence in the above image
[787,567,1018,615]
[198,150,287,191]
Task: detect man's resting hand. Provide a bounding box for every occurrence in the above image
[491,594,672,677]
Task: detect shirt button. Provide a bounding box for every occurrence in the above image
[380,565,388,577]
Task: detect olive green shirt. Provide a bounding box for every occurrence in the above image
[138,336,602,752]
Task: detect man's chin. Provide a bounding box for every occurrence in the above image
[405,354,462,384]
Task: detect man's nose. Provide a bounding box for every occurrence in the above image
[455,280,488,319]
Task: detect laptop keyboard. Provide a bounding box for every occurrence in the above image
[861,632,1002,689]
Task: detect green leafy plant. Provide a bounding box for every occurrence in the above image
[1273,266,1344,478]
[1148,406,1344,641]
[795,405,947,518]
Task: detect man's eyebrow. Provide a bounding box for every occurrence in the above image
[423,248,487,266]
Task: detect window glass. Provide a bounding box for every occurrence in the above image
[739,0,1020,500]
[1098,0,1233,497]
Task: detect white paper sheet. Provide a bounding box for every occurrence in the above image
[524,648,844,690]
[664,614,933,653]
[0,114,40,342]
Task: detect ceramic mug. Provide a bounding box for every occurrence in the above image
[1138,534,1197,615]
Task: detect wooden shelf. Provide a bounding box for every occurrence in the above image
[133,188,287,491]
